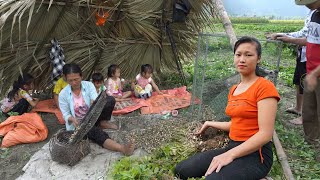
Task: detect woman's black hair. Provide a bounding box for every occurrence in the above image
[92,72,104,82]
[233,36,262,58]
[141,64,153,74]
[13,73,34,90]
[7,88,19,102]
[8,73,34,100]
[107,64,119,78]
[63,63,82,76]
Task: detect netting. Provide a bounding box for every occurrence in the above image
[189,33,283,121]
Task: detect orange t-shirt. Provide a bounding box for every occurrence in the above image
[226,77,280,141]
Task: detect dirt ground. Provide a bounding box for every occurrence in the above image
[0,113,64,180]
[0,82,300,180]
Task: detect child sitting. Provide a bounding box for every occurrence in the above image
[105,64,132,101]
[131,64,162,99]
[92,72,106,95]
[1,88,21,114]
[2,73,39,117]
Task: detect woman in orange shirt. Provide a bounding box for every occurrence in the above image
[175,36,280,180]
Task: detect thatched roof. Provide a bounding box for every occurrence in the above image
[0,0,215,95]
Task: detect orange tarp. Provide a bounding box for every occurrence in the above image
[140,86,192,114]
[0,113,48,147]
[112,86,193,115]
[112,98,148,115]
[31,99,65,124]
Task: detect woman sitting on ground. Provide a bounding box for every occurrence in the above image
[1,73,39,117]
[59,63,134,155]
[175,36,280,180]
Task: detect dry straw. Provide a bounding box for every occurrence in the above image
[0,0,216,96]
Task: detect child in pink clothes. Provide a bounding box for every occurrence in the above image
[0,88,20,113]
[131,64,162,99]
[105,64,132,102]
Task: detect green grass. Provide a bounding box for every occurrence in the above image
[274,110,320,179]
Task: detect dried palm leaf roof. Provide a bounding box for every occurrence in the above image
[0,0,216,96]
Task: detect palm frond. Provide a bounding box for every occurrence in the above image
[0,0,218,97]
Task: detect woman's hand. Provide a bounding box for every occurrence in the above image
[205,152,234,176]
[195,121,209,135]
[69,117,79,127]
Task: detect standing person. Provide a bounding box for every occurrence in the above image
[268,9,314,125]
[131,64,163,99]
[294,0,320,147]
[105,64,132,101]
[175,37,280,179]
[59,63,135,155]
[2,73,39,117]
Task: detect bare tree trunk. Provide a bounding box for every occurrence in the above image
[212,0,237,49]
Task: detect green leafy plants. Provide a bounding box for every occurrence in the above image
[109,141,197,180]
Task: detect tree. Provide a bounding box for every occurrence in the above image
[212,0,237,49]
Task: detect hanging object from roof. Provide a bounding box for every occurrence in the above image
[95,11,109,26]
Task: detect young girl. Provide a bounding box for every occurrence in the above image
[92,72,106,95]
[131,64,162,99]
[2,73,39,117]
[0,88,20,114]
[105,64,132,101]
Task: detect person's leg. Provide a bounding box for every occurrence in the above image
[97,96,118,129]
[289,85,303,125]
[9,99,30,115]
[175,141,241,180]
[175,148,227,180]
[314,79,320,142]
[205,142,273,180]
[288,57,304,115]
[87,126,135,155]
[289,60,306,125]
[103,139,135,156]
[302,81,319,144]
[121,91,132,99]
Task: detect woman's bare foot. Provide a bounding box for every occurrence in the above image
[289,117,303,125]
[121,140,135,156]
[285,107,301,115]
[100,120,118,130]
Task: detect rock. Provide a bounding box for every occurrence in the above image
[17,142,144,179]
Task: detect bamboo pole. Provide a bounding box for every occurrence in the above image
[273,131,295,180]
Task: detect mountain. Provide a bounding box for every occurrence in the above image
[223,0,309,19]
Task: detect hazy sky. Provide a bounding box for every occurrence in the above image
[223,0,309,18]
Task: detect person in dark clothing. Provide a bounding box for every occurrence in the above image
[175,37,280,180]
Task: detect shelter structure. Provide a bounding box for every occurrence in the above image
[0,0,215,95]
